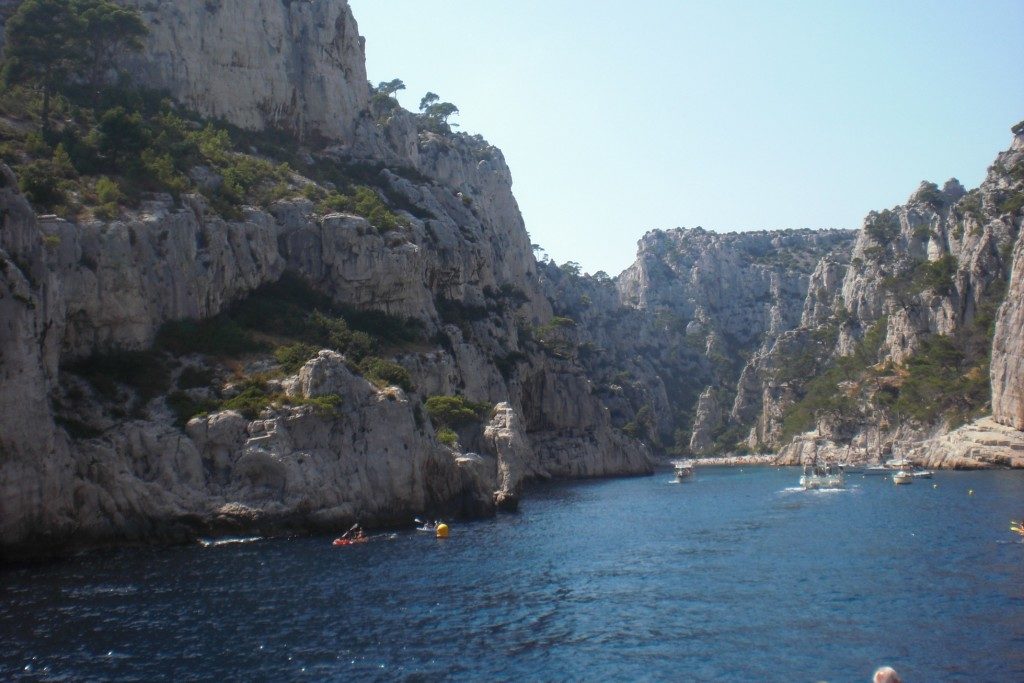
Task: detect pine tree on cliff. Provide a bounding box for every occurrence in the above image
[73,0,148,97]
[2,0,83,129]
[2,0,147,128]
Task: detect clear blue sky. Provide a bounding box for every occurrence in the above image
[350,0,1024,276]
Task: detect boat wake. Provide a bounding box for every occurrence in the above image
[198,536,263,548]
[780,486,855,495]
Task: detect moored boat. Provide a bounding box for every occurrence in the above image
[800,462,844,490]
[893,470,913,485]
[672,460,694,482]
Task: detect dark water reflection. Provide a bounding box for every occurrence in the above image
[2,468,1023,681]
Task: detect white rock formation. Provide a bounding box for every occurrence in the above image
[118,0,370,144]
[992,222,1024,430]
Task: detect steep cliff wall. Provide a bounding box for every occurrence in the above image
[617,228,854,349]
[541,228,855,454]
[560,129,1023,465]
[118,0,370,144]
[0,1,652,559]
[991,226,1024,430]
[767,129,1024,465]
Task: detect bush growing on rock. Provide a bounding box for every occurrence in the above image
[424,395,491,428]
[435,426,458,447]
[274,343,319,374]
[359,357,413,392]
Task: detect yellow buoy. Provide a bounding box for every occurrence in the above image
[435,523,449,539]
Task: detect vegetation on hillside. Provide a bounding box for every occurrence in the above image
[0,0,412,229]
[61,274,425,429]
[776,268,1006,444]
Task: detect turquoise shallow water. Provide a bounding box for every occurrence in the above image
[2,467,1023,681]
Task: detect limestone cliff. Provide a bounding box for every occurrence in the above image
[117,0,370,144]
[541,228,855,454]
[760,129,1024,465]
[0,1,652,559]
[555,128,1022,468]
[992,220,1024,430]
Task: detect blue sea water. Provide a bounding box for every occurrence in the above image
[2,467,1023,681]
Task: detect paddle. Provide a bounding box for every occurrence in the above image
[340,523,360,540]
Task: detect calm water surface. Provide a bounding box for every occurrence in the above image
[2,467,1023,681]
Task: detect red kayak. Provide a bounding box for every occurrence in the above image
[332,536,368,547]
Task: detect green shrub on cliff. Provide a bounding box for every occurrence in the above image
[424,395,491,428]
[911,255,957,296]
[359,357,413,392]
[435,426,458,447]
[864,210,900,244]
[274,343,319,374]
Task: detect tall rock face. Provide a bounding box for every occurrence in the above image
[554,128,1023,464]
[0,2,652,559]
[617,228,854,349]
[768,129,1024,464]
[118,0,370,144]
[0,166,76,549]
[992,226,1024,430]
[541,228,855,454]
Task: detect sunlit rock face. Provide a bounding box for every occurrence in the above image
[118,0,370,144]
[992,223,1024,430]
[735,131,1024,461]
[0,2,657,558]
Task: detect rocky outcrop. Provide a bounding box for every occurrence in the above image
[118,0,370,144]
[688,387,721,454]
[908,417,1024,469]
[41,197,285,359]
[776,417,1024,470]
[484,403,530,510]
[992,227,1024,430]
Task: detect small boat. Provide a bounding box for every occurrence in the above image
[332,536,368,547]
[863,465,890,476]
[672,460,694,482]
[911,469,933,479]
[893,471,913,485]
[1011,521,1023,537]
[838,462,863,474]
[800,462,844,490]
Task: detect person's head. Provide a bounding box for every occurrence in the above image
[873,666,901,683]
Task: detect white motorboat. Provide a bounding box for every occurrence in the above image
[838,462,863,474]
[893,470,913,485]
[911,469,934,479]
[672,460,694,482]
[800,462,844,490]
[863,465,890,476]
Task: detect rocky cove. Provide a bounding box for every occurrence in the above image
[0,0,1022,561]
